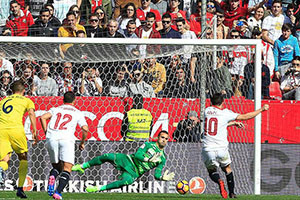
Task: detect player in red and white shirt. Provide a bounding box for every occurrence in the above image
[202,93,269,199]
[40,91,88,200]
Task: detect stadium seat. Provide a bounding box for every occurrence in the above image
[269,82,282,100]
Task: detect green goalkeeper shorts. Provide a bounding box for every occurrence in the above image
[114,153,139,179]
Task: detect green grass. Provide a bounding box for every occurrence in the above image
[0,192,299,200]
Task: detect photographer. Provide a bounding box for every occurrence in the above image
[173,111,201,143]
[78,66,103,96]
[280,56,300,100]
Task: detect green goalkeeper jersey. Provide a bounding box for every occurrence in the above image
[131,142,166,180]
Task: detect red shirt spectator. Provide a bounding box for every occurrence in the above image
[220,1,248,29]
[5,1,34,36]
[164,10,189,31]
[190,12,214,36]
[136,8,162,27]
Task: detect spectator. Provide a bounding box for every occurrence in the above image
[84,13,102,37]
[164,65,195,98]
[159,13,181,38]
[176,17,197,63]
[180,0,198,20]
[0,70,13,97]
[135,12,161,57]
[113,0,141,19]
[117,2,141,30]
[79,0,112,21]
[55,62,78,96]
[77,65,103,96]
[28,8,57,37]
[150,0,168,16]
[15,65,36,96]
[173,111,201,142]
[164,55,182,94]
[99,19,125,38]
[44,3,62,36]
[136,0,162,30]
[129,68,156,98]
[252,27,275,78]
[121,93,153,142]
[142,54,166,95]
[0,50,14,76]
[164,0,189,31]
[190,0,212,37]
[247,6,264,32]
[14,52,40,79]
[104,66,129,97]
[216,9,229,39]
[273,23,300,80]
[218,0,268,29]
[51,0,79,22]
[227,29,248,97]
[280,56,300,100]
[3,0,34,36]
[285,3,297,26]
[0,0,10,34]
[58,12,86,53]
[262,0,291,46]
[232,16,251,38]
[25,0,45,19]
[94,6,108,29]
[35,63,58,96]
[118,20,139,53]
[64,4,85,25]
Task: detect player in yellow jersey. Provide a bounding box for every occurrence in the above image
[0,80,38,198]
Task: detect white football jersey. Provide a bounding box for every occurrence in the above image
[202,106,239,150]
[46,104,87,141]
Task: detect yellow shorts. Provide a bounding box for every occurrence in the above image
[0,128,28,160]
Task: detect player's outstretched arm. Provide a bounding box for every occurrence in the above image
[28,108,38,145]
[79,125,89,151]
[236,104,269,121]
[228,121,245,128]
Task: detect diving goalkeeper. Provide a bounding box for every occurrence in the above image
[72,130,175,192]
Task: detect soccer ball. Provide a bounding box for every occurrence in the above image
[176,180,189,195]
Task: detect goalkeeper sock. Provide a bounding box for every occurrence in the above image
[50,168,60,179]
[99,185,107,191]
[209,172,220,184]
[56,171,70,193]
[226,172,235,194]
[18,160,28,187]
[82,162,91,169]
[0,161,8,171]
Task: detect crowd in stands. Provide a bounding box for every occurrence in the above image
[0,0,300,100]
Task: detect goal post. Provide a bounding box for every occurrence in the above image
[0,36,263,194]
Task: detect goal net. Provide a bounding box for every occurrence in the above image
[0,37,266,195]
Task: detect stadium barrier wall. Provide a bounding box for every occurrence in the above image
[21,96,300,144]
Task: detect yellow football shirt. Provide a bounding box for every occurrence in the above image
[0,94,35,129]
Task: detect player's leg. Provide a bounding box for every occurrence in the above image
[72,153,117,174]
[0,130,13,186]
[202,149,228,199]
[46,139,60,196]
[10,129,29,199]
[219,148,236,198]
[86,171,136,193]
[53,140,75,200]
[221,165,236,198]
[53,161,73,200]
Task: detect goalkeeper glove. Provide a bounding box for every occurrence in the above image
[149,152,162,163]
[162,170,175,181]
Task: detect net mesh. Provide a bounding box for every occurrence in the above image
[2,39,289,195]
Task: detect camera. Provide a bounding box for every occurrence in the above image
[237,21,244,26]
[285,67,297,76]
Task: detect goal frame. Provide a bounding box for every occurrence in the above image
[0,36,263,194]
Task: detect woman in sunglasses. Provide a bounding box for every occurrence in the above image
[94,6,107,29]
[117,2,141,30]
[66,4,85,25]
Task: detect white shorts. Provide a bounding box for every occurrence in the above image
[201,148,231,170]
[46,139,75,164]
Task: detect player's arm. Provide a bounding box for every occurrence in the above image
[228,121,244,128]
[236,104,269,121]
[154,157,174,181]
[79,125,89,151]
[134,143,150,162]
[40,112,52,135]
[28,108,38,145]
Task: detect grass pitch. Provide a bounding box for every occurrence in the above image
[0,192,300,200]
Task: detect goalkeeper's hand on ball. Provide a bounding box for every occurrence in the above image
[162,170,175,181]
[149,152,162,163]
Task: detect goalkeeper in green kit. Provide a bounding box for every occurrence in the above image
[72,131,175,192]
